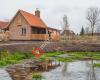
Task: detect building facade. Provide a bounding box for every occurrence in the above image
[7,9,60,41]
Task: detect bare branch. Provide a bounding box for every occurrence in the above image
[86,7,100,36]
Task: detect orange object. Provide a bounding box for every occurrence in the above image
[32,48,45,58]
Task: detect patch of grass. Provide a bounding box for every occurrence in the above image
[92,56,100,60]
[0,50,100,67]
[0,51,34,67]
[69,52,100,60]
[45,51,64,57]
[38,51,65,62]
[56,57,74,62]
[0,61,7,67]
[94,63,100,67]
[32,72,43,79]
[72,52,100,55]
[0,50,11,60]
[39,51,100,62]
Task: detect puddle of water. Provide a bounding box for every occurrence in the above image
[0,61,99,80]
[0,68,12,80]
[42,61,100,80]
[95,68,100,80]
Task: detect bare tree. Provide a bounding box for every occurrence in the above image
[86,7,100,36]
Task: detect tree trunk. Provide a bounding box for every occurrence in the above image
[91,27,94,36]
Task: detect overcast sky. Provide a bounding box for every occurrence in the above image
[0,0,100,33]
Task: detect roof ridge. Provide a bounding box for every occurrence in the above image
[19,9,48,28]
[19,9,35,16]
[19,9,43,22]
[20,9,44,22]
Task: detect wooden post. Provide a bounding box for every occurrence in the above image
[46,28,48,41]
[45,60,48,71]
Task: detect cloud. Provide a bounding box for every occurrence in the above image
[0,0,100,33]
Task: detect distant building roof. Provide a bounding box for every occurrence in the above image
[0,21,9,29]
[48,27,61,31]
[61,30,75,35]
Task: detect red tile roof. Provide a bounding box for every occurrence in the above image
[20,10,47,28]
[0,21,9,29]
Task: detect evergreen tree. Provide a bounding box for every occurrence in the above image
[80,26,85,36]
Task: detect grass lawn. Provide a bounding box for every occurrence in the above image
[0,50,100,67]
[0,50,34,67]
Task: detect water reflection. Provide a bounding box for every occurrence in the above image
[0,61,99,80]
[42,61,100,80]
[61,62,68,80]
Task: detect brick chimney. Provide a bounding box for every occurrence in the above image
[35,8,40,18]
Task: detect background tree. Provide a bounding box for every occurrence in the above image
[85,27,90,34]
[96,26,100,33]
[86,7,100,36]
[80,26,85,36]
